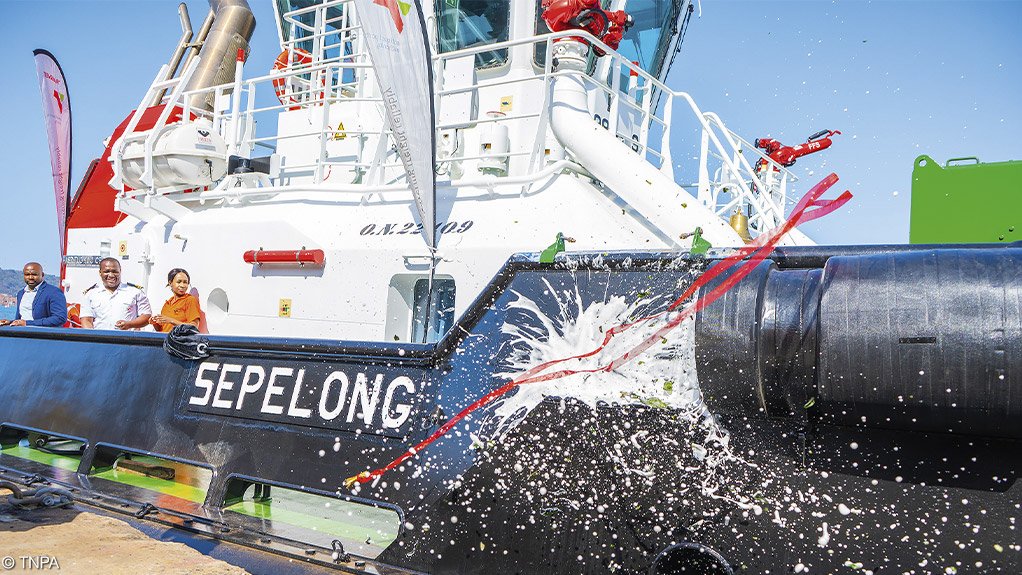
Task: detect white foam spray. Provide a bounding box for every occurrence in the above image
[492,277,702,419]
[484,273,754,503]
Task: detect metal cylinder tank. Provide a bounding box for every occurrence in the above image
[184,0,256,111]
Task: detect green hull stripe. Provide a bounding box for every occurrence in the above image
[2,445,396,547]
[225,498,397,544]
[1,444,80,472]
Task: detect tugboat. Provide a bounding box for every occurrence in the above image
[1,1,1018,573]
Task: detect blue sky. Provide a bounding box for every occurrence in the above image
[674,0,1022,245]
[0,0,1019,274]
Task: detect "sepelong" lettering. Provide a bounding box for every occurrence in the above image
[186,362,419,436]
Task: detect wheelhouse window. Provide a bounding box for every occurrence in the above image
[533,0,688,78]
[275,0,347,53]
[533,0,553,68]
[411,278,455,344]
[533,0,605,67]
[615,0,688,79]
[275,0,359,88]
[435,0,510,69]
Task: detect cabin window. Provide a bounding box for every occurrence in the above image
[533,0,608,67]
[533,0,554,68]
[275,0,359,89]
[276,0,349,53]
[435,0,510,69]
[533,0,687,78]
[615,0,688,78]
[411,278,455,343]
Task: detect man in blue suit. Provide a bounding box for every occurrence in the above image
[0,262,67,327]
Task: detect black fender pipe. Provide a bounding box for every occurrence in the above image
[695,247,1022,440]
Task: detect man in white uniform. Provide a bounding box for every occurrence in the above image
[80,258,152,330]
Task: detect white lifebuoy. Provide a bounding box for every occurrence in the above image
[271,48,313,111]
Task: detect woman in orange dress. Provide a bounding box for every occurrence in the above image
[151,268,202,332]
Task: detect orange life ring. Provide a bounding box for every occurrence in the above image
[271,48,313,111]
[65,302,81,328]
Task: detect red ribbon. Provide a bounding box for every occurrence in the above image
[345,174,851,487]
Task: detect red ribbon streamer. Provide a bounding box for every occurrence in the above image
[345,174,851,487]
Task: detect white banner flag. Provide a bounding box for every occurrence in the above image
[33,49,73,255]
[353,0,437,249]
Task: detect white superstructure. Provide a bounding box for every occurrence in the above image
[63,0,809,342]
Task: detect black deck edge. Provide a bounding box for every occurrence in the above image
[3,242,1019,365]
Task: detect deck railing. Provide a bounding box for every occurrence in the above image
[117,0,799,236]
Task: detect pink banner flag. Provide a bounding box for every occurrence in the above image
[352,0,436,248]
[33,49,73,255]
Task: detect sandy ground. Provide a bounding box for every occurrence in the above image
[0,488,250,575]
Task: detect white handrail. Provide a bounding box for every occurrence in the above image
[117,13,808,243]
[168,160,585,204]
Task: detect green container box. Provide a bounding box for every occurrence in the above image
[910,155,1022,244]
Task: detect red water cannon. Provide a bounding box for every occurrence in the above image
[755,129,841,169]
[541,0,633,53]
